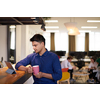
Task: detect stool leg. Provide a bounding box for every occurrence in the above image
[68,79,70,84]
[57,81,59,84]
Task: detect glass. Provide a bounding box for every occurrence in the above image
[9,25,16,64]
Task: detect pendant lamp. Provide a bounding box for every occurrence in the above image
[64,22,80,35]
[68,27,80,35]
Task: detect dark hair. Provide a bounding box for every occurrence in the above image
[67,56,73,60]
[90,56,96,62]
[30,34,45,45]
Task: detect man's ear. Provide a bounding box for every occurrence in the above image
[41,42,45,46]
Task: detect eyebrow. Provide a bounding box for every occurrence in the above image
[33,44,37,46]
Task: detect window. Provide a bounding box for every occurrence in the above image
[55,32,68,53]
[89,32,100,51]
[10,28,15,50]
[76,32,85,51]
[8,25,16,64]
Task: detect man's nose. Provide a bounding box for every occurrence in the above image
[33,46,35,50]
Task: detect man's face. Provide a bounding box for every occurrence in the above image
[32,41,44,53]
[91,59,94,63]
[68,59,72,62]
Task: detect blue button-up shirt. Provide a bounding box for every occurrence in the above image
[15,50,62,84]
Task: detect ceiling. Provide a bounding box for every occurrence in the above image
[29,17,100,34]
[0,17,45,25]
[45,17,100,33]
[0,17,100,33]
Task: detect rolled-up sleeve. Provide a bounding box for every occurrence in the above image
[52,55,62,81]
[15,55,32,70]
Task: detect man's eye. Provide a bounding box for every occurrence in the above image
[34,45,37,47]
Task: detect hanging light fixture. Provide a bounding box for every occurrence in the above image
[64,22,77,30]
[68,27,80,35]
[64,18,80,35]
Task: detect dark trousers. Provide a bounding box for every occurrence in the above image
[88,69,97,80]
[68,69,73,79]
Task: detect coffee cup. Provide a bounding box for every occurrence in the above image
[32,65,39,75]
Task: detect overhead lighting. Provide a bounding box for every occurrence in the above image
[87,20,100,22]
[64,22,80,35]
[41,24,46,31]
[68,28,80,35]
[10,25,16,28]
[46,30,59,32]
[45,20,58,23]
[31,17,36,19]
[69,29,74,33]
[45,26,59,29]
[79,30,91,32]
[33,20,38,22]
[81,26,97,28]
[32,17,40,24]
[64,22,77,30]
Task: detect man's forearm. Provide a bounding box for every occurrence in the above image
[18,65,28,72]
[34,72,53,79]
[42,72,53,80]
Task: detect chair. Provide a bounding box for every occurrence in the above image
[57,68,70,84]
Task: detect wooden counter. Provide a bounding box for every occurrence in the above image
[0,67,32,84]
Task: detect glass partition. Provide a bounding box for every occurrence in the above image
[7,25,16,64]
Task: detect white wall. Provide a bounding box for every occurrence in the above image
[16,25,22,62]
[16,25,35,63]
[0,26,7,67]
[16,25,36,84]
[16,25,26,62]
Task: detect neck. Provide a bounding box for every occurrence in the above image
[39,48,46,56]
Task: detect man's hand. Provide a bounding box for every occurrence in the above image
[27,66,33,73]
[34,72,43,78]
[73,66,76,69]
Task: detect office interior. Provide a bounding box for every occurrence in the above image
[0,17,100,84]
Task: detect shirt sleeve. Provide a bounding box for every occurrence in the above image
[94,62,98,68]
[96,58,100,63]
[61,60,68,69]
[15,54,32,70]
[52,55,62,81]
[68,62,73,69]
[88,63,92,68]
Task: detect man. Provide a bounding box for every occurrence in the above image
[96,57,100,67]
[95,57,100,83]
[15,34,62,84]
[61,56,76,81]
[87,56,98,83]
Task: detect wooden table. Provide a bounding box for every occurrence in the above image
[0,67,32,84]
[73,71,89,83]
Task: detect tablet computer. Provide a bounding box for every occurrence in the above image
[5,61,16,74]
[5,61,15,69]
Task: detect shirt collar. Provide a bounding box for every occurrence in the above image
[42,48,48,56]
[36,48,48,57]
